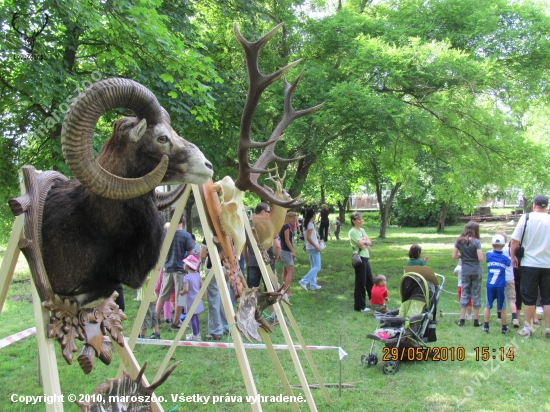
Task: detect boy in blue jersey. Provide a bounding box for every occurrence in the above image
[483,234,512,334]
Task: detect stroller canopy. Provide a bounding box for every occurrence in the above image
[399,273,435,309]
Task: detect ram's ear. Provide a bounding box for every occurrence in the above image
[129,119,148,142]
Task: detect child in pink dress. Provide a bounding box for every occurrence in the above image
[179,255,204,340]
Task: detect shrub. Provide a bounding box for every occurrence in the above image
[391,196,460,227]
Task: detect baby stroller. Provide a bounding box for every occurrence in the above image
[361,267,446,374]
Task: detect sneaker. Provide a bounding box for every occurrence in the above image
[482,327,489,333]
[299,282,308,292]
[532,319,541,327]
[138,334,145,339]
[466,314,473,320]
[311,286,322,290]
[517,328,532,338]
[473,320,482,327]
[545,331,550,340]
[361,307,371,313]
[456,319,465,327]
[501,326,510,335]
[148,333,161,339]
[513,319,520,328]
[165,319,171,324]
[186,333,201,341]
[536,306,544,315]
[170,323,181,331]
[496,318,502,324]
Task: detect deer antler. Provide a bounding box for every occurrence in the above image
[233,23,323,208]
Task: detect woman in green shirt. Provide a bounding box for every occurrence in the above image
[349,212,374,312]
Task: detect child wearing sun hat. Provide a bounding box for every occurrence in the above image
[179,255,204,341]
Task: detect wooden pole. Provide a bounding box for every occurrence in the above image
[243,215,318,411]
[31,276,63,412]
[125,185,191,352]
[339,335,342,397]
[258,329,300,412]
[280,300,332,405]
[0,215,23,313]
[154,266,215,381]
[192,184,262,411]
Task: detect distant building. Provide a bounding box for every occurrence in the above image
[349,194,379,210]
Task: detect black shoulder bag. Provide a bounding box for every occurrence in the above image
[515,213,529,262]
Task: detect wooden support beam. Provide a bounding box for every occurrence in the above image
[258,328,300,412]
[0,215,24,313]
[31,276,63,411]
[243,216,318,411]
[192,184,262,411]
[281,300,332,405]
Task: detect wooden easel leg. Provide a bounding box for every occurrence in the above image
[243,217,317,412]
[258,328,301,412]
[117,186,191,379]
[154,266,215,381]
[281,301,332,405]
[192,184,262,412]
[31,277,64,412]
[126,185,192,351]
[0,215,24,313]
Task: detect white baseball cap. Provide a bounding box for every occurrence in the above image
[491,234,505,245]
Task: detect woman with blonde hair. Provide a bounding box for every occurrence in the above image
[299,208,323,291]
[279,211,298,295]
[349,212,373,312]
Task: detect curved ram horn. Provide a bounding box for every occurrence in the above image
[155,184,187,210]
[161,106,171,124]
[61,78,168,199]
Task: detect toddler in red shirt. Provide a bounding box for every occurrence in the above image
[370,275,389,313]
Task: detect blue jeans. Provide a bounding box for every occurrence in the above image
[301,249,321,289]
[206,270,228,336]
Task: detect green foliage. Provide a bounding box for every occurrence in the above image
[0,0,224,242]
[391,194,461,228]
[3,0,550,243]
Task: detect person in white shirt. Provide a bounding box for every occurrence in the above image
[510,195,550,338]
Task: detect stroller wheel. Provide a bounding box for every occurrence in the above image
[367,353,378,366]
[361,353,378,367]
[382,360,399,375]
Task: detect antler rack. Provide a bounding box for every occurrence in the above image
[233,23,323,208]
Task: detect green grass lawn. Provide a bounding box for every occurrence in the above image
[1,220,548,411]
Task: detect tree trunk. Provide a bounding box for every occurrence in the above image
[376,181,402,238]
[320,185,325,206]
[288,152,317,198]
[185,195,195,233]
[523,194,532,213]
[437,198,452,233]
[337,197,347,224]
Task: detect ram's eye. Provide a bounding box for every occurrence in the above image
[157,135,168,143]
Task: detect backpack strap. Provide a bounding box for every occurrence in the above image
[519,213,530,247]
